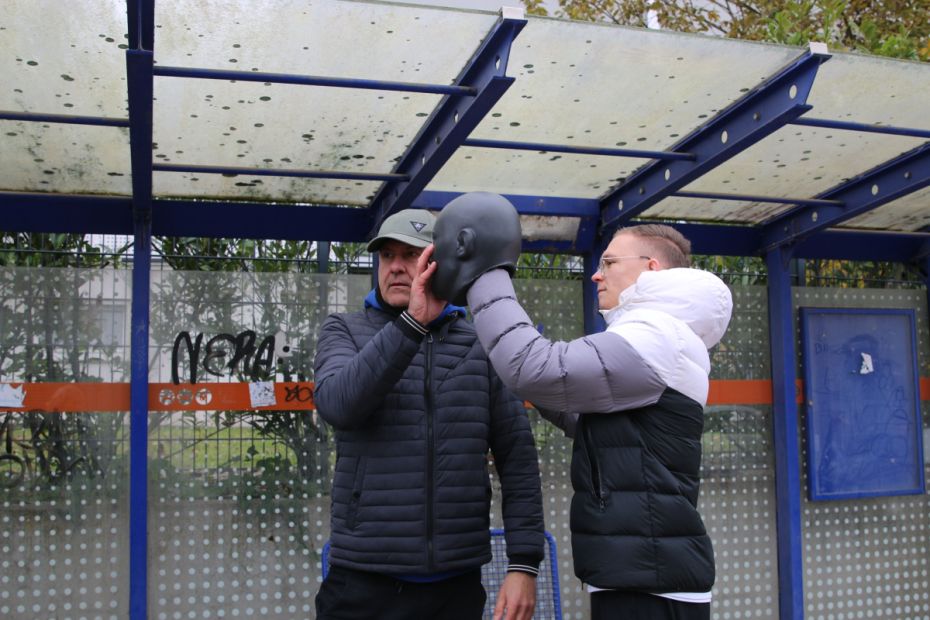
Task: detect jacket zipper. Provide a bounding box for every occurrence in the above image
[582,421,608,511]
[425,332,435,570]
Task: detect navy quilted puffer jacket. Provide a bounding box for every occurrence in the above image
[313,292,544,576]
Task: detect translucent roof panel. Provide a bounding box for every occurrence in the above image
[151,81,439,204]
[0,0,130,195]
[0,0,128,117]
[151,0,498,204]
[651,51,930,229]
[428,16,802,198]
[2,0,927,240]
[0,121,132,195]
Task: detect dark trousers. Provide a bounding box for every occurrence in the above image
[591,590,711,620]
[315,566,487,620]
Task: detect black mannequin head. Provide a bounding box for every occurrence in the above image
[431,192,522,305]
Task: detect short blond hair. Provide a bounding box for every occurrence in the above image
[614,224,691,268]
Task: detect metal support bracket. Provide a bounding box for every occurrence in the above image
[367,10,527,237]
[599,47,830,234]
[760,141,930,253]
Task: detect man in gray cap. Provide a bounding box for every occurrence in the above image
[313,208,545,620]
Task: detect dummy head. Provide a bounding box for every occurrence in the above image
[431,192,522,305]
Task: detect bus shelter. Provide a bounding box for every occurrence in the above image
[1,2,929,619]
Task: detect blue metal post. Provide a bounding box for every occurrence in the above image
[128,198,151,620]
[766,245,804,620]
[125,1,155,617]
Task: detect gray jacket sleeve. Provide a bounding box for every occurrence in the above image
[467,270,666,414]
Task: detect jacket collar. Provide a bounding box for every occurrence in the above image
[364,289,466,328]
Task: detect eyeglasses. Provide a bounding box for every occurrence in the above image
[596,255,651,275]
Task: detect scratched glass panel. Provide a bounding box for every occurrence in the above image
[0,267,132,383]
[795,287,930,619]
[0,266,132,619]
[147,271,369,620]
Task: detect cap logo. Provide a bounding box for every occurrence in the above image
[410,220,427,233]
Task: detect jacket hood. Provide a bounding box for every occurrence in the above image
[601,268,733,349]
[364,289,466,326]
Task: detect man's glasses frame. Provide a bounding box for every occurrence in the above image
[596,255,651,275]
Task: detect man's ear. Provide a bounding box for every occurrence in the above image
[456,228,476,259]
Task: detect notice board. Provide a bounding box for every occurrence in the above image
[800,307,925,501]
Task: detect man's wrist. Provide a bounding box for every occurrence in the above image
[505,562,540,577]
[397,310,428,339]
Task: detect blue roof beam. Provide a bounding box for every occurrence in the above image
[673,190,842,209]
[367,8,527,235]
[152,65,477,97]
[461,138,695,161]
[153,163,407,183]
[760,141,930,253]
[599,45,831,234]
[0,111,129,128]
[789,117,930,140]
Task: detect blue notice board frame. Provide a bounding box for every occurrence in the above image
[800,307,925,501]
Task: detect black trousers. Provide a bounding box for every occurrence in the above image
[591,590,711,620]
[315,566,487,620]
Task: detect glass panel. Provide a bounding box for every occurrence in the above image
[429,16,803,199]
[654,51,930,228]
[0,267,132,382]
[0,121,132,195]
[0,266,132,619]
[0,1,130,195]
[0,0,128,117]
[151,0,498,205]
[147,270,370,619]
[0,411,131,620]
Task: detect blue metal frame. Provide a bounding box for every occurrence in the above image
[462,137,695,161]
[599,48,830,234]
[673,190,842,209]
[766,245,805,620]
[0,110,129,127]
[367,11,527,236]
[760,141,930,252]
[153,65,478,96]
[152,163,407,183]
[125,1,155,618]
[789,117,930,139]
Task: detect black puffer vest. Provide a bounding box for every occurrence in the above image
[570,388,715,592]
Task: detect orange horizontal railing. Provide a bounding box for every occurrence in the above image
[1,378,929,412]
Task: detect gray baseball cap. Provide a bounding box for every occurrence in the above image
[366,209,435,252]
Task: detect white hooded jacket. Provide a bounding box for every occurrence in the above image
[467,267,733,436]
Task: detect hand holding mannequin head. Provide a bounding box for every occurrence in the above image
[431,192,522,305]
